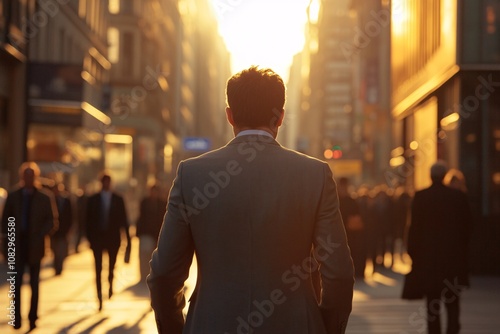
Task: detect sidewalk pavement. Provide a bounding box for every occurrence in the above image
[349,268,500,333]
[1,243,499,333]
[0,238,162,334]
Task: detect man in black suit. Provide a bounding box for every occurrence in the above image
[86,173,130,311]
[1,162,57,330]
[407,161,472,334]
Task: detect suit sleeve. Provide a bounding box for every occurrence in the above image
[314,164,354,334]
[147,162,195,334]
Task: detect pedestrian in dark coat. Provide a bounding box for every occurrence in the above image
[406,161,472,334]
[1,162,58,330]
[86,173,131,311]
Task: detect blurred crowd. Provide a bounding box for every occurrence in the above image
[336,168,467,279]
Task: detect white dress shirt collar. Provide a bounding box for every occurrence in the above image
[236,129,274,138]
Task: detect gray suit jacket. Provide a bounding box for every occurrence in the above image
[148,135,354,334]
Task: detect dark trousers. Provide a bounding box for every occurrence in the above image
[51,236,68,275]
[92,246,118,301]
[426,289,461,334]
[14,260,41,326]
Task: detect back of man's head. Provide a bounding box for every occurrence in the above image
[430,160,448,184]
[226,66,285,128]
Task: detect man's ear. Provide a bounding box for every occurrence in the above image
[226,107,236,127]
[275,109,285,128]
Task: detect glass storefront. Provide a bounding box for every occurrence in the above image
[27,124,105,193]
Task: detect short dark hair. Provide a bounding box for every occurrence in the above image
[430,161,448,183]
[226,66,285,128]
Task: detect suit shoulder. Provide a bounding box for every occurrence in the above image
[280,147,329,167]
[181,145,227,164]
[7,185,23,196]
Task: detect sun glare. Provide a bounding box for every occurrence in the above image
[211,0,311,81]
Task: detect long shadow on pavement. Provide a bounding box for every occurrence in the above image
[55,314,94,334]
[106,309,151,334]
[74,316,109,334]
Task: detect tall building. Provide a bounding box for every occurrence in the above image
[390,0,500,274]
[106,0,180,198]
[176,0,231,162]
[349,0,392,184]
[305,0,369,182]
[1,0,33,187]
[104,0,230,220]
[295,0,322,157]
[1,0,111,190]
[318,0,354,156]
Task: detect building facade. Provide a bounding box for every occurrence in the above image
[176,0,231,162]
[350,0,392,185]
[107,0,180,200]
[292,0,393,184]
[1,0,230,196]
[1,0,33,187]
[106,0,230,220]
[1,0,111,191]
[294,0,322,158]
[300,0,352,159]
[390,0,500,274]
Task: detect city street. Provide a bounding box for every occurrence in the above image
[1,240,500,333]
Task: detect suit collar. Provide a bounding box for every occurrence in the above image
[226,134,281,147]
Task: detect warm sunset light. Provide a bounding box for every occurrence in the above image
[210,0,311,80]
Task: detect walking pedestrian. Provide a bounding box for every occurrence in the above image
[86,173,131,311]
[405,161,472,334]
[1,162,58,330]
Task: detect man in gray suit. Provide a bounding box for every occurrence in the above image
[148,66,354,334]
